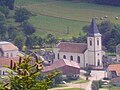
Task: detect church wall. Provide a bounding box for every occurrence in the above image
[88,51,94,65]
[84,50,88,67]
[53,48,60,60]
[87,36,102,51]
[88,50,102,66]
[58,52,84,67]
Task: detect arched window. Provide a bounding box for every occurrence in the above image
[11,53,13,57]
[63,55,66,59]
[97,59,100,66]
[77,56,80,63]
[97,38,99,46]
[90,39,92,46]
[58,53,59,59]
[6,53,9,57]
[70,56,73,61]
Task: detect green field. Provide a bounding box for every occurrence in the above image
[15,0,120,39]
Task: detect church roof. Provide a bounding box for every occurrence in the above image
[56,42,87,53]
[88,18,101,36]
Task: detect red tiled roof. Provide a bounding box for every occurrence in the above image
[56,42,87,53]
[108,64,120,74]
[42,59,80,73]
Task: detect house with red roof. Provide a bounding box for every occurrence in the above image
[53,19,105,67]
[42,59,80,77]
[107,64,120,79]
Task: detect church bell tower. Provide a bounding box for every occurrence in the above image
[87,18,102,66]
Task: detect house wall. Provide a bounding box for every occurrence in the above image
[4,50,19,57]
[116,54,120,62]
[54,66,80,77]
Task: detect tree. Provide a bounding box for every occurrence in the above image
[38,36,44,48]
[0,6,9,17]
[22,22,36,36]
[14,33,25,50]
[14,8,30,22]
[0,0,15,10]
[7,26,17,41]
[6,0,15,10]
[0,51,59,90]
[45,34,57,47]
[0,12,5,24]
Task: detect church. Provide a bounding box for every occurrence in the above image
[53,18,105,67]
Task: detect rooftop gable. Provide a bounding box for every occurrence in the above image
[56,42,87,53]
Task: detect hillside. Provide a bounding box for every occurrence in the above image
[15,0,120,39]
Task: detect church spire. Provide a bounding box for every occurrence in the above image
[88,18,100,36]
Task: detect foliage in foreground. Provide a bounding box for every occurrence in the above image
[0,53,59,90]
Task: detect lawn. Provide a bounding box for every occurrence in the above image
[71,78,89,84]
[15,0,120,39]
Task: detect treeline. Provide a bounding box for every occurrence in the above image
[94,0,120,6]
[64,0,120,6]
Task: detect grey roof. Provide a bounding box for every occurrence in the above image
[88,18,101,36]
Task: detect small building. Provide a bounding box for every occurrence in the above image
[116,44,120,62]
[42,59,80,77]
[0,41,19,58]
[53,19,105,67]
[107,64,120,79]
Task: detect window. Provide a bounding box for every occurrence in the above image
[90,39,92,46]
[97,59,100,66]
[70,56,73,61]
[11,53,13,57]
[63,55,66,59]
[58,53,59,59]
[97,39,99,46]
[77,56,80,63]
[6,53,9,57]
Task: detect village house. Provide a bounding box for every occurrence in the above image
[0,41,22,75]
[53,19,105,67]
[107,64,120,79]
[42,59,80,78]
[0,41,19,58]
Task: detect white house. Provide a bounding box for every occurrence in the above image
[53,18,105,67]
[0,41,19,58]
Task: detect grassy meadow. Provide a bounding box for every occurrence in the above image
[15,0,120,39]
